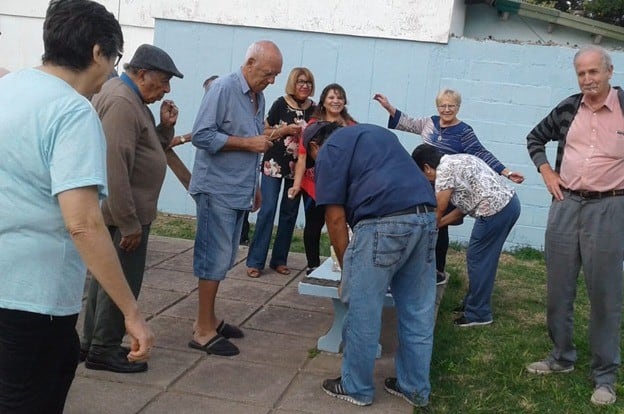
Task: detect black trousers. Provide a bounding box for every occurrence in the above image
[0,308,79,414]
[241,211,250,242]
[436,225,449,273]
[303,193,326,269]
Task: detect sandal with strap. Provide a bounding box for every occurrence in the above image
[270,264,291,275]
[246,267,261,278]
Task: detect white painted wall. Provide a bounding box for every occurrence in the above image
[0,0,152,71]
[0,0,459,71]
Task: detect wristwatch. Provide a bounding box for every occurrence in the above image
[505,171,513,178]
[179,136,186,144]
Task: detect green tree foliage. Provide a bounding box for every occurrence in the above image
[526,0,624,26]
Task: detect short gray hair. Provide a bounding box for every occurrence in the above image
[574,45,612,70]
[436,89,462,107]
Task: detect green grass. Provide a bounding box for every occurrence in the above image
[152,213,623,413]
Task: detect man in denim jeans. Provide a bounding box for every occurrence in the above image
[304,122,437,408]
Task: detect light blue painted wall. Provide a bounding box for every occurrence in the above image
[152,17,624,251]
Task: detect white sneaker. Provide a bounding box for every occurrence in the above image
[591,385,616,405]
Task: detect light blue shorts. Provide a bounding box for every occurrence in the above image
[192,193,246,281]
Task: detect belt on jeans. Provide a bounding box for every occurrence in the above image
[564,189,624,199]
[384,204,435,218]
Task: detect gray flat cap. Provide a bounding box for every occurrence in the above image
[129,44,183,78]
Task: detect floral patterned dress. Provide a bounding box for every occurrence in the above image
[263,96,315,180]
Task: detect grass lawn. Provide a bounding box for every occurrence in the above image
[152,213,623,413]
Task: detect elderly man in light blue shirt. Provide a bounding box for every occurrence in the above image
[188,40,282,356]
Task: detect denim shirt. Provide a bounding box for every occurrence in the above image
[190,68,264,209]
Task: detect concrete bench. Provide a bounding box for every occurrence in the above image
[298,257,446,355]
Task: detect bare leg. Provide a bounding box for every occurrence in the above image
[193,279,220,345]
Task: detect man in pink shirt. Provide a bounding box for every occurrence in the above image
[525,45,624,406]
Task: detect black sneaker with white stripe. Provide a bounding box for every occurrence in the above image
[453,315,493,327]
[321,377,370,406]
[384,377,429,408]
[436,271,448,286]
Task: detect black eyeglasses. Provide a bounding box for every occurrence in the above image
[114,53,123,67]
[296,80,313,87]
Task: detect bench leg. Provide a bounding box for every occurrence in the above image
[317,298,382,358]
[317,298,346,353]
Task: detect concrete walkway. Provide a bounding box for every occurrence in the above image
[65,235,418,414]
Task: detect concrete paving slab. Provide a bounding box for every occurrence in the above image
[149,235,194,253]
[276,371,411,414]
[161,295,258,327]
[142,392,271,414]
[233,328,316,369]
[137,286,187,318]
[300,352,343,374]
[75,348,201,389]
[245,305,334,338]
[142,267,198,293]
[217,276,286,303]
[64,377,161,414]
[147,315,199,351]
[172,358,297,406]
[282,252,308,270]
[154,250,195,274]
[146,250,179,268]
[65,235,437,414]
[270,285,334,314]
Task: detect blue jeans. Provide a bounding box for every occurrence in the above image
[193,193,245,280]
[246,175,301,269]
[340,212,437,405]
[464,193,521,322]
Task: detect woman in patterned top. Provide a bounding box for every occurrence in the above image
[412,144,521,327]
[374,89,524,282]
[246,67,316,278]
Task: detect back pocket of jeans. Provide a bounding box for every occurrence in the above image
[373,230,411,267]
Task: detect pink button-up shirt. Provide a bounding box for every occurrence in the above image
[560,87,624,191]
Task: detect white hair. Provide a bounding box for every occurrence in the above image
[574,45,613,70]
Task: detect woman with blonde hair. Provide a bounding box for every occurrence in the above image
[374,89,524,287]
[246,67,316,278]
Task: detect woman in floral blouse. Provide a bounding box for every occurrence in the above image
[412,144,521,327]
[246,68,316,278]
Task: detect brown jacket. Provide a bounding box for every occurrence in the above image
[92,77,173,235]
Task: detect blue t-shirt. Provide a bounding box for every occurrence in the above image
[315,124,436,227]
[189,68,264,210]
[0,69,107,316]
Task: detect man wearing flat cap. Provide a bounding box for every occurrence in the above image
[81,44,183,373]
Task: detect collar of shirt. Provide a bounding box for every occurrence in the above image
[236,67,252,98]
[581,86,616,112]
[120,72,142,100]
